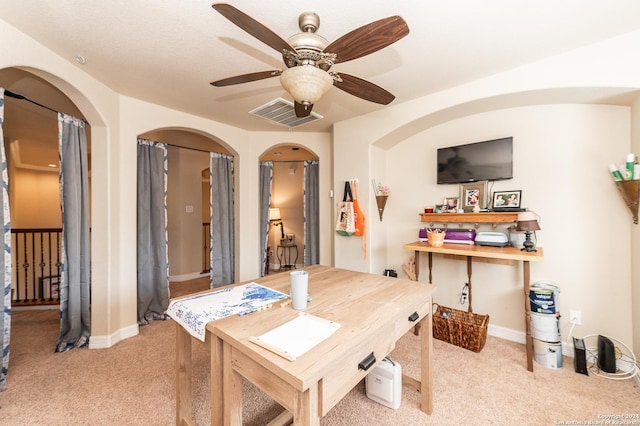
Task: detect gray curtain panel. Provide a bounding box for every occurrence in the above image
[304,160,319,266]
[0,90,12,391]
[56,113,91,352]
[259,162,273,276]
[136,139,169,324]
[210,153,235,287]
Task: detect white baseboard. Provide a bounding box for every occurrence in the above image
[488,323,576,359]
[89,323,139,349]
[169,271,209,282]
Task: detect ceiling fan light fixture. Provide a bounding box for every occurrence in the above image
[279,65,333,105]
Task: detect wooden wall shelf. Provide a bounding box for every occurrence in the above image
[615,180,640,224]
[419,212,518,225]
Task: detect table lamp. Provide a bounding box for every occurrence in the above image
[269,207,284,239]
[516,211,540,252]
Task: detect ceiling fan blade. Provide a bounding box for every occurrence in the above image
[324,16,409,64]
[211,70,281,87]
[294,101,313,117]
[212,3,295,54]
[334,73,395,105]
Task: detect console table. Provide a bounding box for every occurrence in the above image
[173,265,437,425]
[403,241,543,372]
[277,244,298,270]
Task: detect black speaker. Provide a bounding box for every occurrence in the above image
[597,335,616,373]
[573,337,588,375]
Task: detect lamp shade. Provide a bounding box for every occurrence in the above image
[269,208,281,221]
[279,65,334,105]
[516,212,540,231]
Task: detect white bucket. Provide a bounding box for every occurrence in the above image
[530,312,560,342]
[529,281,560,314]
[533,338,563,369]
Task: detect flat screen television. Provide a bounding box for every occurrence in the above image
[437,137,513,184]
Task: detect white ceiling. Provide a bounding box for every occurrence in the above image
[3,0,640,133]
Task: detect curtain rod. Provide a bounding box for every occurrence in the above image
[4,89,89,125]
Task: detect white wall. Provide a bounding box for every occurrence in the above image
[1,19,333,348]
[631,98,640,356]
[332,29,640,352]
[3,16,640,353]
[10,168,61,228]
[384,104,632,343]
[166,146,209,278]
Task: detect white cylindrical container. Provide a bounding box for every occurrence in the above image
[533,338,563,369]
[531,312,560,342]
[290,270,308,310]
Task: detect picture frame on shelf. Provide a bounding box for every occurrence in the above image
[280,233,295,246]
[459,181,487,212]
[443,197,459,212]
[492,190,522,210]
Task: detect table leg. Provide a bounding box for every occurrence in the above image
[176,323,194,426]
[210,334,224,425]
[222,342,243,425]
[523,260,534,372]
[413,251,420,281]
[466,256,473,313]
[428,252,433,284]
[293,383,320,426]
[420,310,434,414]
[277,246,283,271]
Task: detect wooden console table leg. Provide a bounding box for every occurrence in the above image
[176,324,194,426]
[523,260,534,372]
[428,252,433,284]
[413,250,420,281]
[466,256,473,313]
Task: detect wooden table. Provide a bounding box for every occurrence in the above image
[174,265,437,425]
[403,241,543,372]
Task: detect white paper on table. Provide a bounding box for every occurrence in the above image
[249,313,341,361]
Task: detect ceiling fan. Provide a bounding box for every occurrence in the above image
[210,3,409,117]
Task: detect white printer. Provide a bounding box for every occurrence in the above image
[474,232,509,247]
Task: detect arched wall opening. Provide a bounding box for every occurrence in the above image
[0,65,112,345]
[138,127,238,282]
[259,143,318,273]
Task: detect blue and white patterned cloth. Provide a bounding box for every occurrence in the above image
[167,283,289,341]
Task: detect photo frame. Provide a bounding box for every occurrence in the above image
[459,181,487,212]
[281,233,295,246]
[443,197,458,212]
[492,190,522,210]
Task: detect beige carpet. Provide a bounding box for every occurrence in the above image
[1,278,638,425]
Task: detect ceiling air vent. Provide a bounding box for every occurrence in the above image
[249,98,322,128]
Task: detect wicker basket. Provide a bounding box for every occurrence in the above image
[432,304,489,353]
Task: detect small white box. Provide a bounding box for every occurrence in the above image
[365,357,402,409]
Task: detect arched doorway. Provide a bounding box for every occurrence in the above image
[137,128,237,303]
[0,67,95,375]
[0,68,90,308]
[259,144,319,274]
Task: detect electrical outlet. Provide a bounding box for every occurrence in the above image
[460,283,469,305]
[569,309,582,325]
